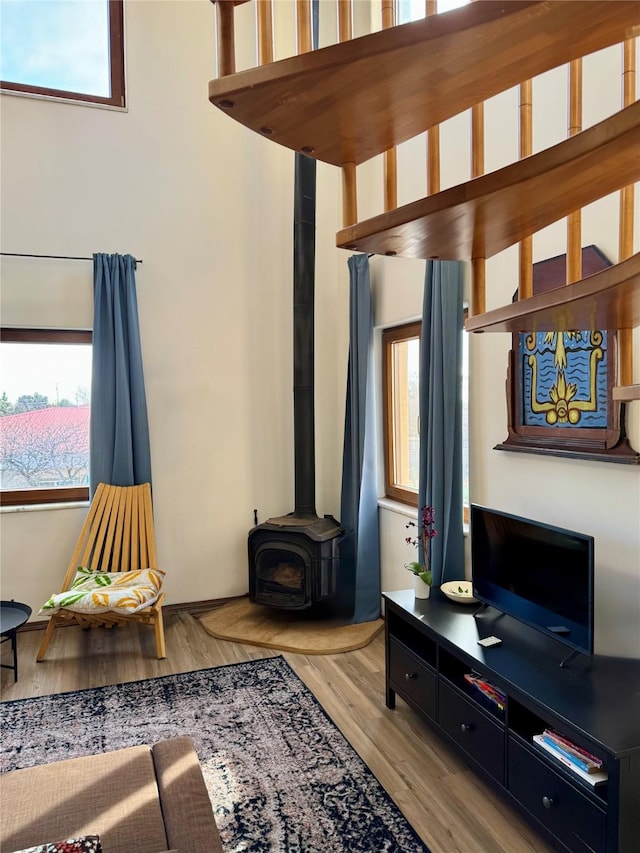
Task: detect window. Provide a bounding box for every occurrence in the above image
[382,322,421,506]
[396,0,469,25]
[461,316,469,524]
[0,328,92,506]
[382,318,470,523]
[0,0,125,107]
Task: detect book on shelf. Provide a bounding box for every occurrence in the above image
[541,729,603,769]
[532,734,608,787]
[463,673,507,710]
[538,733,598,774]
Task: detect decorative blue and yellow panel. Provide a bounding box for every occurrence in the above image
[520,331,608,428]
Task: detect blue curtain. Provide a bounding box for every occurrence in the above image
[90,253,152,494]
[339,254,381,623]
[418,259,464,586]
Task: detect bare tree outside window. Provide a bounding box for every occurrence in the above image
[0,406,90,489]
[0,329,92,505]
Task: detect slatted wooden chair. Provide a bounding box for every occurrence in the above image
[36,482,166,661]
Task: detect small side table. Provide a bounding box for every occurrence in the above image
[0,600,32,682]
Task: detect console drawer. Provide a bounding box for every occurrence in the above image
[439,680,505,783]
[509,737,606,853]
[388,638,437,720]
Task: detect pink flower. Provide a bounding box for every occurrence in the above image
[405,505,437,566]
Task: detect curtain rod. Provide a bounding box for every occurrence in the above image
[0,252,143,264]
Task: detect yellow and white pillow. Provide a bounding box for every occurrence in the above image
[40,567,165,615]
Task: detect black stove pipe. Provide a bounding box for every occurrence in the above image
[292,152,317,518]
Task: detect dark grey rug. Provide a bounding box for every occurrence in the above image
[1,656,429,853]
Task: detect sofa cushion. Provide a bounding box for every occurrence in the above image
[12,837,102,853]
[0,746,169,853]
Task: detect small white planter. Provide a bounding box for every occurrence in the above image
[413,575,431,599]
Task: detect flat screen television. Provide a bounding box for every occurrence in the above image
[471,504,594,656]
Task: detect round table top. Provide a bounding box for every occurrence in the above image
[0,600,32,635]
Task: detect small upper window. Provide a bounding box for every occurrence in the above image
[0,328,92,506]
[0,0,125,107]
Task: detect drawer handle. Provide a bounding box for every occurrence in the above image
[404,672,417,680]
[542,796,554,810]
[460,722,474,734]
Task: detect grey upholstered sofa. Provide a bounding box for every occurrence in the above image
[0,736,223,853]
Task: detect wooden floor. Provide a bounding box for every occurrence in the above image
[1,612,553,853]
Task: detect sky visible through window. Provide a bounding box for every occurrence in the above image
[1,343,92,406]
[398,0,469,24]
[0,0,110,97]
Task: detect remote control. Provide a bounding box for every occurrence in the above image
[478,636,502,647]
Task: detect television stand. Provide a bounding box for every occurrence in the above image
[384,589,640,853]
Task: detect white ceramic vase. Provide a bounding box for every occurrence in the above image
[413,574,431,599]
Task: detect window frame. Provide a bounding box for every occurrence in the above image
[382,321,421,508]
[0,327,92,507]
[382,315,470,523]
[462,307,469,527]
[0,0,125,108]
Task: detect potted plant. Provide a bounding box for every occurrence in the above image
[405,505,437,599]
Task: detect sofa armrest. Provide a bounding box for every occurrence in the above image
[0,746,169,853]
[152,737,222,853]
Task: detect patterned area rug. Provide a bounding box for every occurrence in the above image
[1,657,429,853]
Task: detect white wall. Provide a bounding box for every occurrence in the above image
[0,0,348,614]
[1,3,638,658]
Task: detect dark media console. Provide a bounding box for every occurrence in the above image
[384,589,640,853]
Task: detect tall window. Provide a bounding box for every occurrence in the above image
[382,322,421,506]
[461,319,469,523]
[0,329,92,505]
[0,0,125,107]
[382,319,470,521]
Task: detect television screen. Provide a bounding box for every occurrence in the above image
[471,505,594,655]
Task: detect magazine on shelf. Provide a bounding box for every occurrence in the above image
[463,672,507,711]
[538,734,597,774]
[541,729,603,770]
[532,735,608,786]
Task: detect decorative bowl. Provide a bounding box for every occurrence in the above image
[440,580,478,604]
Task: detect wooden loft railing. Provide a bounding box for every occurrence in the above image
[209,1,638,166]
[208,0,640,400]
[336,103,640,261]
[464,254,640,334]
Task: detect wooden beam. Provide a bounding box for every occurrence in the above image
[566,58,583,284]
[257,0,274,66]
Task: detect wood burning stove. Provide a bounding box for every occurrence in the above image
[248,153,344,611]
[249,515,342,609]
